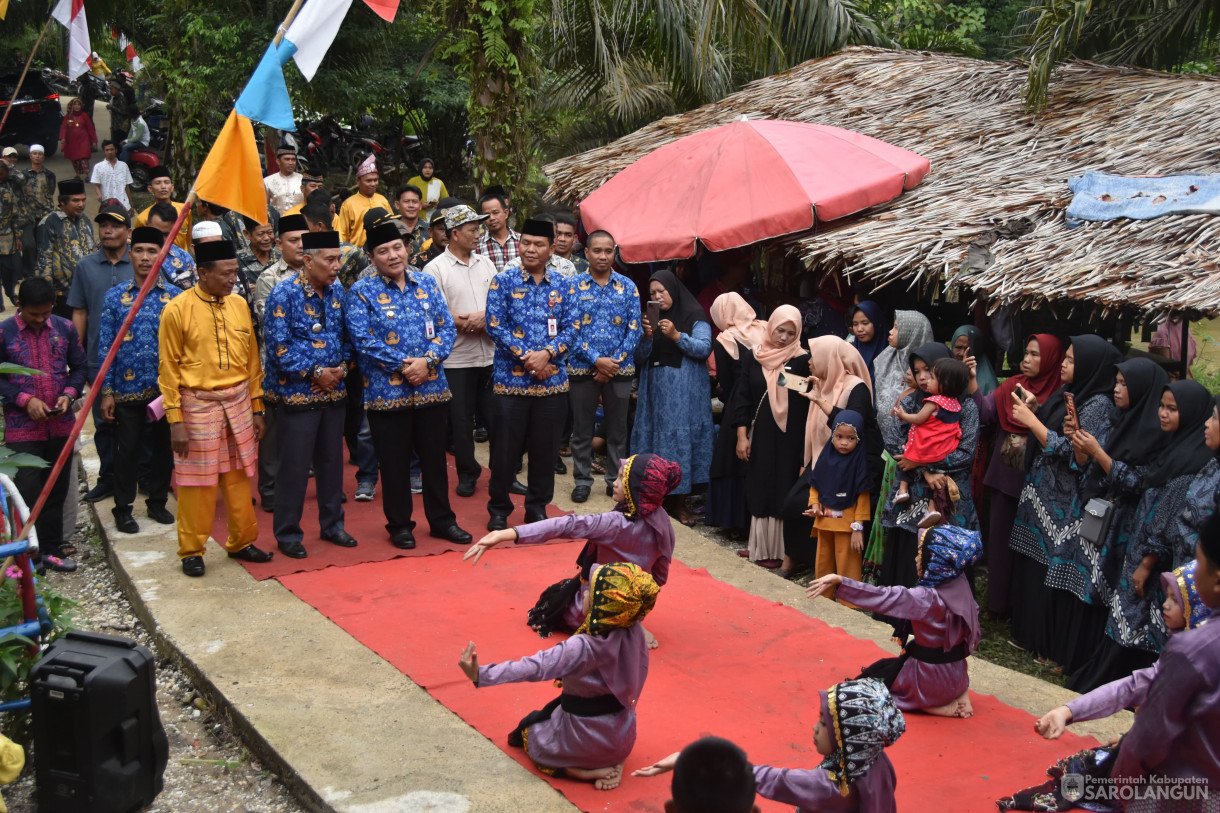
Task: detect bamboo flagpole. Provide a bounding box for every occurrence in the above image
[11,193,196,545]
[0,15,57,138]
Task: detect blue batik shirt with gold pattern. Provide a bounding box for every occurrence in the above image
[566,271,641,379]
[485,266,579,396]
[263,272,354,410]
[345,270,455,411]
[98,276,183,403]
[161,244,198,290]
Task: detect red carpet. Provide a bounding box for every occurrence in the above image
[280,545,1098,813]
[217,459,573,580]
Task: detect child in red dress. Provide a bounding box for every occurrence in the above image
[891,358,971,521]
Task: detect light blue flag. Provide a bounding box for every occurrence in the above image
[234,40,297,132]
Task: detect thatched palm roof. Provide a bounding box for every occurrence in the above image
[544,47,1220,320]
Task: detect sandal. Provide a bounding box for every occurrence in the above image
[591,461,606,475]
[50,542,77,558]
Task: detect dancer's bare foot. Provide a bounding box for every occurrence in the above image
[954,691,974,718]
[642,625,659,650]
[568,764,623,790]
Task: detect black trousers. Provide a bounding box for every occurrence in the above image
[257,403,277,503]
[113,403,171,511]
[447,365,492,481]
[11,437,72,553]
[569,377,631,488]
[488,392,566,518]
[89,392,116,485]
[274,405,346,545]
[367,405,455,535]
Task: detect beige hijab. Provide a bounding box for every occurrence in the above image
[804,336,872,466]
[752,305,805,432]
[710,292,769,360]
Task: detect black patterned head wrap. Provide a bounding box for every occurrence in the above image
[818,678,905,795]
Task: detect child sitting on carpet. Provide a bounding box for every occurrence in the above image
[634,678,905,813]
[803,410,872,584]
[458,561,659,791]
[996,558,1215,811]
[807,525,983,718]
[464,453,680,648]
[661,737,760,813]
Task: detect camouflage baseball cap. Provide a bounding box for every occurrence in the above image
[444,204,488,230]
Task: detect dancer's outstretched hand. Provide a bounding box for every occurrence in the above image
[1035,706,1072,739]
[463,529,517,564]
[631,752,680,777]
[459,641,479,685]
[806,573,844,600]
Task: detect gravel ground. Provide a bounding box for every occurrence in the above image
[2,482,307,813]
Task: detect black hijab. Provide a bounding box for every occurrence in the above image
[1080,357,1168,502]
[908,342,952,388]
[647,269,705,369]
[1037,335,1121,434]
[1146,380,1215,489]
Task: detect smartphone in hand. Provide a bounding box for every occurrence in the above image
[646,301,661,332]
[1063,392,1078,427]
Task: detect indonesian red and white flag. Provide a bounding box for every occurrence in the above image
[51,0,91,79]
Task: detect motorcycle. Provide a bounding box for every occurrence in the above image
[143,98,167,151]
[297,120,330,176]
[125,145,163,192]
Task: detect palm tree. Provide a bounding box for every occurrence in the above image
[1023,0,1220,110]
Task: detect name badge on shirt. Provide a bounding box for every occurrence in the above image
[547,317,557,338]
[425,320,436,339]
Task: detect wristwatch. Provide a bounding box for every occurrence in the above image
[850,521,864,532]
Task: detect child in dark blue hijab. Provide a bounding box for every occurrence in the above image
[805,410,874,588]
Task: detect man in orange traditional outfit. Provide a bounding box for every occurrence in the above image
[158,239,275,577]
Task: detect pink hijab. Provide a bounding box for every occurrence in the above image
[710,292,769,360]
[804,337,872,466]
[752,305,806,432]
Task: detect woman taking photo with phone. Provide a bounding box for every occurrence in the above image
[726,306,810,568]
[1006,335,1121,660]
[631,270,713,526]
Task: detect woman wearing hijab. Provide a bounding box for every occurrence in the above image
[459,562,659,791]
[952,324,998,537]
[634,677,905,813]
[846,301,889,384]
[780,338,879,573]
[707,293,769,534]
[466,453,680,645]
[632,270,714,526]
[810,526,983,718]
[728,306,810,567]
[1172,395,1220,572]
[1006,335,1121,659]
[405,158,449,223]
[879,343,980,588]
[971,334,1066,617]
[1069,380,1215,691]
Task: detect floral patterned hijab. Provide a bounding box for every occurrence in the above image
[819,678,906,795]
[575,562,660,638]
[916,526,983,588]
[616,453,682,520]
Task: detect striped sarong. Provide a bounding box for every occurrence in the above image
[174,382,258,487]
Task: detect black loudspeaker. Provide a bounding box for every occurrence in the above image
[30,630,169,813]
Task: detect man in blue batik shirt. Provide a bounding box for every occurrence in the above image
[345,221,472,550]
[565,229,640,503]
[263,230,360,559]
[483,218,579,529]
[98,226,181,534]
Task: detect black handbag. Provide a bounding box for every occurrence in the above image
[1079,497,1114,546]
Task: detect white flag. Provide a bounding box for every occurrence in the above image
[50,0,90,80]
[282,0,353,82]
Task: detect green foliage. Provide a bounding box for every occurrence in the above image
[866,0,989,56]
[0,448,48,481]
[0,575,77,744]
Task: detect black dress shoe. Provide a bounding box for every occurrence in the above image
[112,508,140,535]
[229,544,276,563]
[524,509,548,524]
[510,478,527,495]
[146,503,175,525]
[260,495,275,513]
[571,485,590,503]
[456,476,477,498]
[322,530,358,548]
[276,541,307,558]
[83,481,114,503]
[606,483,614,498]
[182,556,205,577]
[554,458,567,475]
[390,530,416,550]
[432,525,473,544]
[474,427,489,443]
[486,514,508,532]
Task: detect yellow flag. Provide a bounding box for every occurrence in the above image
[193,110,267,224]
[0,0,8,20]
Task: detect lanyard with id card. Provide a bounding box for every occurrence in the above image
[425,318,436,340]
[547,317,558,338]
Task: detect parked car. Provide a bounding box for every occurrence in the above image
[0,70,64,156]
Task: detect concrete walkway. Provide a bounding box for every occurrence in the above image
[76,416,1130,813]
